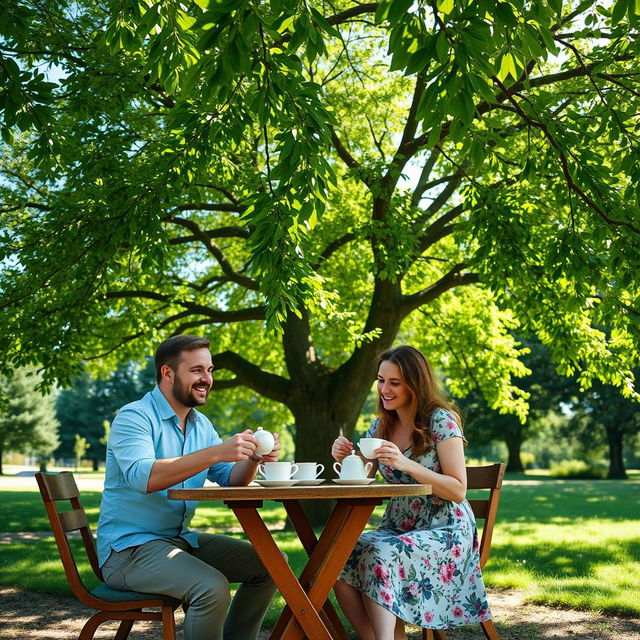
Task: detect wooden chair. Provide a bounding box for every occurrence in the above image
[36,471,180,640]
[422,463,506,640]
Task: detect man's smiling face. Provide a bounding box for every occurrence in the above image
[169,347,214,408]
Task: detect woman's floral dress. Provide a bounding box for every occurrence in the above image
[339,409,492,629]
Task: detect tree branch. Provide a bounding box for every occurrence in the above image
[169,225,250,246]
[168,216,259,289]
[103,290,266,322]
[326,3,378,26]
[330,127,365,179]
[212,350,292,403]
[410,147,441,207]
[416,204,464,253]
[389,72,427,179]
[492,77,640,235]
[174,203,244,213]
[314,231,357,268]
[401,265,480,313]
[0,201,52,213]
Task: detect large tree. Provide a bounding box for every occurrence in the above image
[0,368,59,475]
[2,1,640,517]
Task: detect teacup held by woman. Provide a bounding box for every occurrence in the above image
[358,437,384,459]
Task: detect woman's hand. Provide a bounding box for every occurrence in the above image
[260,433,281,463]
[375,441,410,472]
[332,436,353,461]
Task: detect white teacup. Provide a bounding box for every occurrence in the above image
[292,462,325,480]
[359,437,384,459]
[259,461,299,481]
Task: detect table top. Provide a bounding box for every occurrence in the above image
[168,482,431,501]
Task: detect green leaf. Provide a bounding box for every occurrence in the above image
[612,0,628,23]
[388,0,413,25]
[437,0,455,15]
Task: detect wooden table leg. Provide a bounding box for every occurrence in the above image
[275,500,350,640]
[227,503,333,640]
[277,498,381,640]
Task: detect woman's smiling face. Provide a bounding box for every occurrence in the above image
[377,359,412,412]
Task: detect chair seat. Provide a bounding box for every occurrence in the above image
[91,583,180,606]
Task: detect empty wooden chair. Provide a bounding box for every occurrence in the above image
[36,471,180,640]
[422,463,506,640]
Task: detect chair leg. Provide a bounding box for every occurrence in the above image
[480,618,500,639]
[79,611,112,640]
[422,629,448,640]
[162,605,176,640]
[114,619,134,640]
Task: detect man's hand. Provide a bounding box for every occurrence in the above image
[259,432,281,462]
[217,430,258,462]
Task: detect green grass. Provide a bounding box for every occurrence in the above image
[1,471,639,620]
[481,476,640,615]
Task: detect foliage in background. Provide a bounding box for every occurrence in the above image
[55,361,156,469]
[456,335,571,472]
[0,368,59,475]
[458,337,639,477]
[562,372,640,478]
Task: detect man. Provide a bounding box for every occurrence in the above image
[97,335,280,640]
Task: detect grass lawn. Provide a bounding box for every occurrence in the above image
[1,470,638,622]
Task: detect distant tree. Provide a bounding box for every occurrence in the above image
[0,368,59,475]
[457,336,571,472]
[55,361,155,470]
[566,374,640,479]
[73,433,89,471]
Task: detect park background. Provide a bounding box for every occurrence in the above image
[1,0,640,636]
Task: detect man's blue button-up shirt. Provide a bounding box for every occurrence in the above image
[97,386,233,566]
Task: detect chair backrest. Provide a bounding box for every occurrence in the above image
[466,463,506,569]
[36,471,103,605]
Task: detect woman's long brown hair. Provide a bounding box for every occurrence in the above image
[375,345,461,457]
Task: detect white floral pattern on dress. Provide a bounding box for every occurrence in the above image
[338,409,492,629]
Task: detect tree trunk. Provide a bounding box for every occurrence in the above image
[0,447,3,475]
[605,427,627,479]
[289,373,376,526]
[290,395,351,526]
[92,458,99,471]
[504,432,524,473]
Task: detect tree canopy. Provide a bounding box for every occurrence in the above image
[2,1,639,504]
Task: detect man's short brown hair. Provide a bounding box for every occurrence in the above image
[154,335,210,383]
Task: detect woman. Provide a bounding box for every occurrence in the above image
[332,345,492,640]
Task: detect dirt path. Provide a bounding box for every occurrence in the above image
[1,586,639,639]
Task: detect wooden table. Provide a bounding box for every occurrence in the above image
[169,482,431,640]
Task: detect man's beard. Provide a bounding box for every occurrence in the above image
[172,374,209,407]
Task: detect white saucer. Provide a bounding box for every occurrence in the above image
[332,478,375,485]
[255,479,299,487]
[292,478,325,486]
